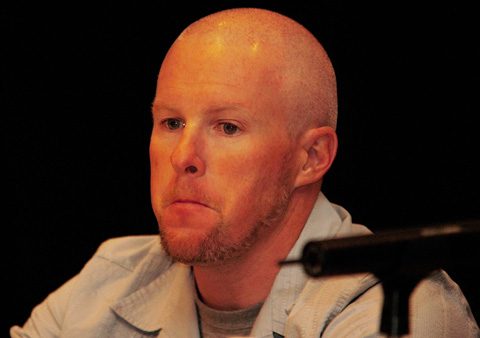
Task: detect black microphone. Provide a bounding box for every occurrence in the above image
[281,219,479,278]
[280,219,480,337]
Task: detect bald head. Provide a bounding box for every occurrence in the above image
[151,8,339,267]
[159,8,337,136]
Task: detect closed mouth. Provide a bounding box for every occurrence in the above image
[173,199,209,208]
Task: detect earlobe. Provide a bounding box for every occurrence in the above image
[294,127,338,188]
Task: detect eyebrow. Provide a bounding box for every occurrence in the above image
[151,102,177,114]
[207,104,250,115]
[151,102,251,116]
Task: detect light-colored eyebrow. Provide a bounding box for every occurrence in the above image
[151,101,178,114]
[151,101,251,116]
[206,104,249,115]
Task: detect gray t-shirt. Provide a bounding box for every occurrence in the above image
[194,288,263,338]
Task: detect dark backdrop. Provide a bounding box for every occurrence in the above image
[4,2,479,332]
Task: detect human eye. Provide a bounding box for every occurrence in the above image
[161,118,184,130]
[222,123,239,135]
[216,122,240,135]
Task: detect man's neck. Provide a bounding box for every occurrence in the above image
[193,241,283,311]
[193,189,317,311]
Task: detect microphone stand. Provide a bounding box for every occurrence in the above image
[280,219,480,337]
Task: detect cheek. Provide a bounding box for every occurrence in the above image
[216,144,290,208]
[149,139,173,202]
[149,143,161,185]
[215,151,271,187]
[150,135,173,174]
[238,142,289,180]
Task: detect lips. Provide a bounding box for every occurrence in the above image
[171,199,211,210]
[174,199,208,206]
[160,187,217,211]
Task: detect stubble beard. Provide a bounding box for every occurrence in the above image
[158,158,294,266]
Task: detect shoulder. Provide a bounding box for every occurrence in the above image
[62,236,174,316]
[93,235,167,272]
[321,271,479,337]
[74,235,173,291]
[10,236,173,337]
[408,270,480,337]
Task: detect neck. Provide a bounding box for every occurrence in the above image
[193,187,318,311]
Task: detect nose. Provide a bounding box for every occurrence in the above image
[170,126,205,176]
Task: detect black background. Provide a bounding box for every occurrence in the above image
[4,1,479,332]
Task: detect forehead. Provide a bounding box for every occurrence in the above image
[161,31,287,86]
[154,80,253,116]
[155,38,287,118]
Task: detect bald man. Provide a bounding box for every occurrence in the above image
[11,8,479,338]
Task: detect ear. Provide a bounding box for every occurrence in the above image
[294,126,338,188]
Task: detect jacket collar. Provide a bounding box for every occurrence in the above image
[251,192,372,337]
[110,263,200,337]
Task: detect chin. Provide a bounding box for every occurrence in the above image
[158,221,255,266]
[159,227,205,262]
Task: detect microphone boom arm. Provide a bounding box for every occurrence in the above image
[280,220,480,337]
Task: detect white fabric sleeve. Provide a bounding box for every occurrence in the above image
[10,276,78,338]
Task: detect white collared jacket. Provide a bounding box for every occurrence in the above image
[11,193,479,337]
